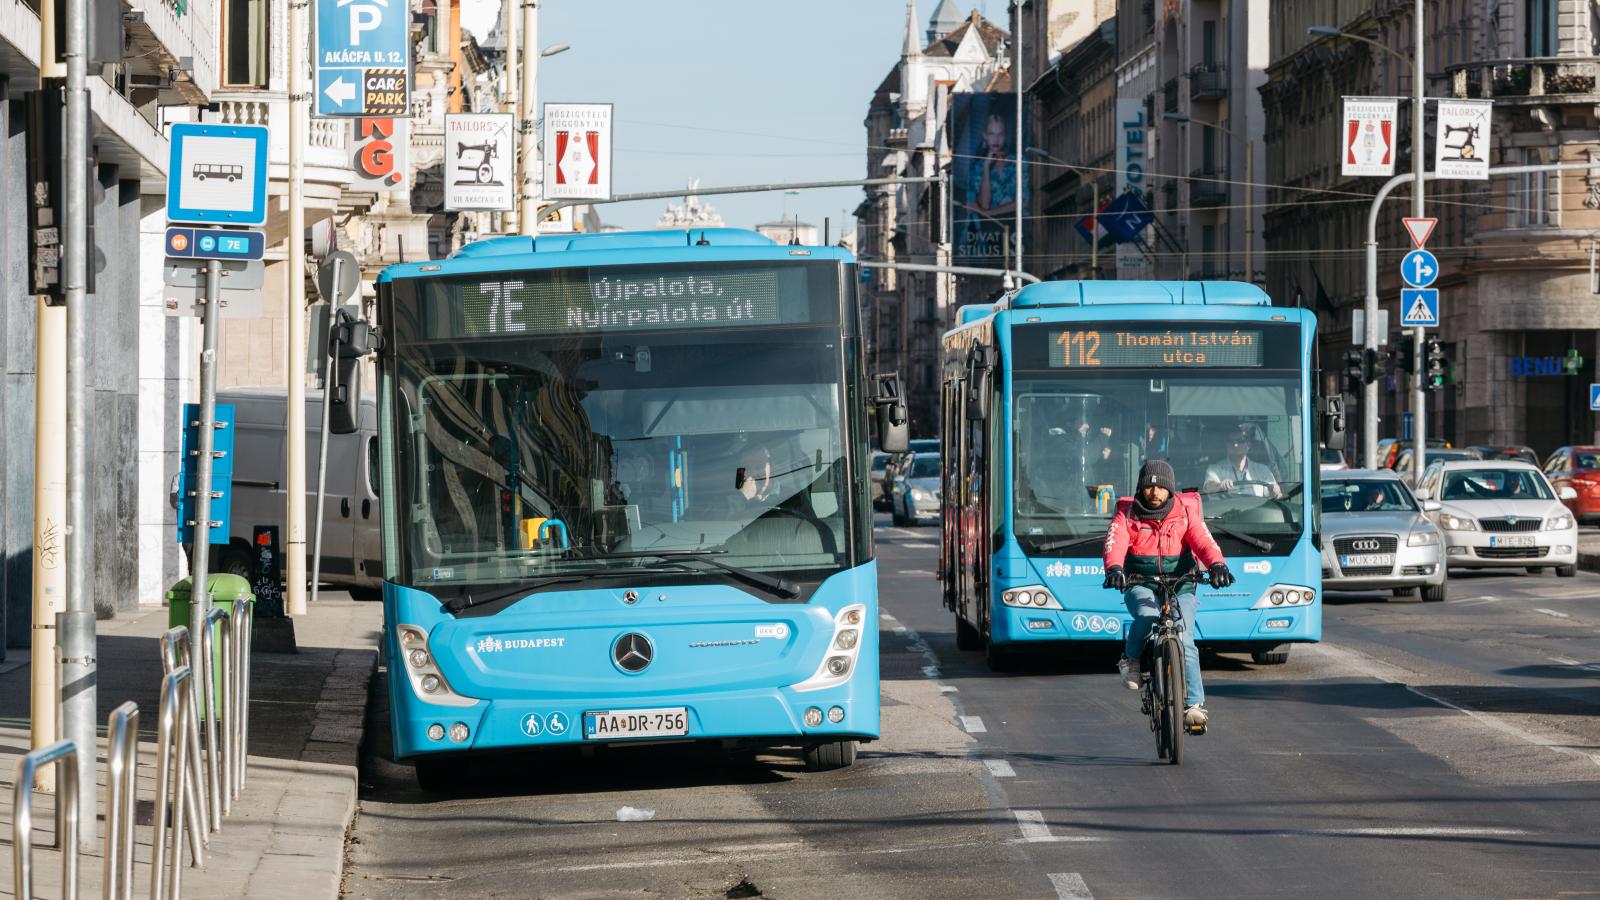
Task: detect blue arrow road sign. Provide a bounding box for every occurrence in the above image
[1401,248,1439,288]
[1590,384,1600,412]
[1401,288,1439,327]
[167,124,269,225]
[315,0,410,117]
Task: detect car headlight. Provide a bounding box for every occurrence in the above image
[1407,529,1440,546]
[911,488,933,503]
[1544,514,1574,531]
[1440,514,1476,531]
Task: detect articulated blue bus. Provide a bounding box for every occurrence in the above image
[938,281,1330,671]
[371,229,879,787]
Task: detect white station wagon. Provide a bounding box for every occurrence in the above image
[1414,460,1579,577]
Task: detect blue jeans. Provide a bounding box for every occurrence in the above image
[1121,585,1204,707]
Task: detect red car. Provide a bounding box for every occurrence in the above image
[1543,446,1600,522]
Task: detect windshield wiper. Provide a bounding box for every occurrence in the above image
[1029,534,1105,554]
[441,566,678,613]
[1203,522,1274,553]
[584,550,801,600]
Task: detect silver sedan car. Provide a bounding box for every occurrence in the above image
[1320,470,1447,601]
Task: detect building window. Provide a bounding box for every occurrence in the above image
[1517,148,1549,226]
[223,0,269,87]
[1525,0,1555,56]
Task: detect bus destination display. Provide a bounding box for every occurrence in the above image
[1049,327,1265,368]
[460,268,783,336]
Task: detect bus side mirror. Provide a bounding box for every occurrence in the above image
[965,345,994,421]
[874,374,909,454]
[328,309,382,436]
[1320,394,1347,452]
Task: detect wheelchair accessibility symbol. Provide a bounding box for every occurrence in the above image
[546,712,570,736]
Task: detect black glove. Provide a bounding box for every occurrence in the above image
[1103,566,1126,591]
[1208,563,1234,589]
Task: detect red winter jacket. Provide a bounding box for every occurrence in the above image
[1102,491,1225,580]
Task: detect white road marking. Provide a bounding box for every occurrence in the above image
[885,527,922,538]
[983,758,1015,777]
[902,542,938,549]
[1548,655,1600,672]
[1533,607,1570,619]
[1275,827,1527,838]
[897,569,934,576]
[880,613,898,622]
[960,715,986,733]
[1311,643,1600,767]
[1012,810,1104,843]
[937,683,959,693]
[1049,873,1095,900]
[921,665,942,678]
[893,626,908,634]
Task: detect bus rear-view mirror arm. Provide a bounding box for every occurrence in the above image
[1319,394,1347,452]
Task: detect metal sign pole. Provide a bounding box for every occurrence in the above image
[189,258,222,711]
[309,258,342,607]
[1410,0,1428,477]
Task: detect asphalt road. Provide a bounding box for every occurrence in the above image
[343,519,1600,899]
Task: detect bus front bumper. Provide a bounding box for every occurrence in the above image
[989,602,1321,646]
[391,680,879,760]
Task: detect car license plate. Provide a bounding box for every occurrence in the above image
[583,707,688,740]
[1488,535,1535,548]
[1339,553,1393,568]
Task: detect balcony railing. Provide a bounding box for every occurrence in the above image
[1189,168,1229,207]
[1189,64,1228,101]
[1163,78,1180,113]
[1447,57,1600,102]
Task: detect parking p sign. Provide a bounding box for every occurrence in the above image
[1590,384,1600,412]
[315,0,410,117]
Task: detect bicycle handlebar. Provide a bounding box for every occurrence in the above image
[1122,571,1212,590]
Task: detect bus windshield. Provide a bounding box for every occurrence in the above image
[385,261,860,593]
[1012,373,1305,553]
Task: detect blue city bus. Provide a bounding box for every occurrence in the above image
[370,229,880,787]
[938,281,1331,671]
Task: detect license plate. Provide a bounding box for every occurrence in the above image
[1488,535,1535,548]
[583,707,688,740]
[1339,553,1393,568]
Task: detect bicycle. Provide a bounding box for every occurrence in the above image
[1121,570,1210,765]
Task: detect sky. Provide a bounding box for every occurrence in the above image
[458,1,997,237]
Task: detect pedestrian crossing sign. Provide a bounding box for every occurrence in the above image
[1401,288,1439,327]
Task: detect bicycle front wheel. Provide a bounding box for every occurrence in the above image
[1162,639,1185,765]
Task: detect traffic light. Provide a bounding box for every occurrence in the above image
[1341,350,1364,396]
[1423,338,1446,390]
[1395,335,1417,376]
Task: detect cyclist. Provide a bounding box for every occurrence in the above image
[1102,459,1235,731]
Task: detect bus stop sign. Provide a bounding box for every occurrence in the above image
[166,124,269,225]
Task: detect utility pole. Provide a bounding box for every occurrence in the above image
[517,0,539,235]
[1408,0,1427,478]
[30,0,68,798]
[287,0,309,615]
[501,0,520,234]
[1014,0,1025,275]
[60,0,97,846]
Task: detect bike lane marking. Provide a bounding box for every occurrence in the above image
[960,715,986,733]
[1048,872,1095,900]
[982,759,1015,777]
[1011,810,1104,843]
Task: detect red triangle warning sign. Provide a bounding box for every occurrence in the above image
[1402,217,1437,249]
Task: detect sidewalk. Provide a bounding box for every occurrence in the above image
[0,596,381,899]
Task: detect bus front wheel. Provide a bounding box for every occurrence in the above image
[1250,645,1290,666]
[803,740,857,772]
[955,614,983,651]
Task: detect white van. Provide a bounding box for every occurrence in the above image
[205,389,382,597]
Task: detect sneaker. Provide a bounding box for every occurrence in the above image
[1184,704,1209,729]
[1116,657,1140,691]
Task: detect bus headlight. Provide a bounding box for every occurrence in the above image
[396,625,478,707]
[1001,585,1062,609]
[1252,584,1316,609]
[792,605,867,693]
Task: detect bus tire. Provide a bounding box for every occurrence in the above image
[803,740,857,772]
[1557,564,1577,578]
[954,614,983,651]
[1250,645,1290,665]
[1422,581,1447,602]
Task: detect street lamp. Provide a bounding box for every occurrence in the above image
[541,43,570,58]
[1164,112,1254,283]
[1025,146,1100,278]
[1310,18,1425,471]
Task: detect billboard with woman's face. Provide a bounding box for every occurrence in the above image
[952,93,1029,268]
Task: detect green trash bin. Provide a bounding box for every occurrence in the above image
[167,574,254,715]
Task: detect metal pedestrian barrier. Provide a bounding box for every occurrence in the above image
[104,702,140,900]
[12,739,80,900]
[151,666,196,900]
[229,597,255,793]
[199,606,232,819]
[160,626,211,839]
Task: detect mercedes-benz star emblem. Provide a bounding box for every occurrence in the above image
[613,633,653,673]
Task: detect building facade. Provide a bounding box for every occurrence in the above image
[1263,0,1600,451]
[858,1,1011,435]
